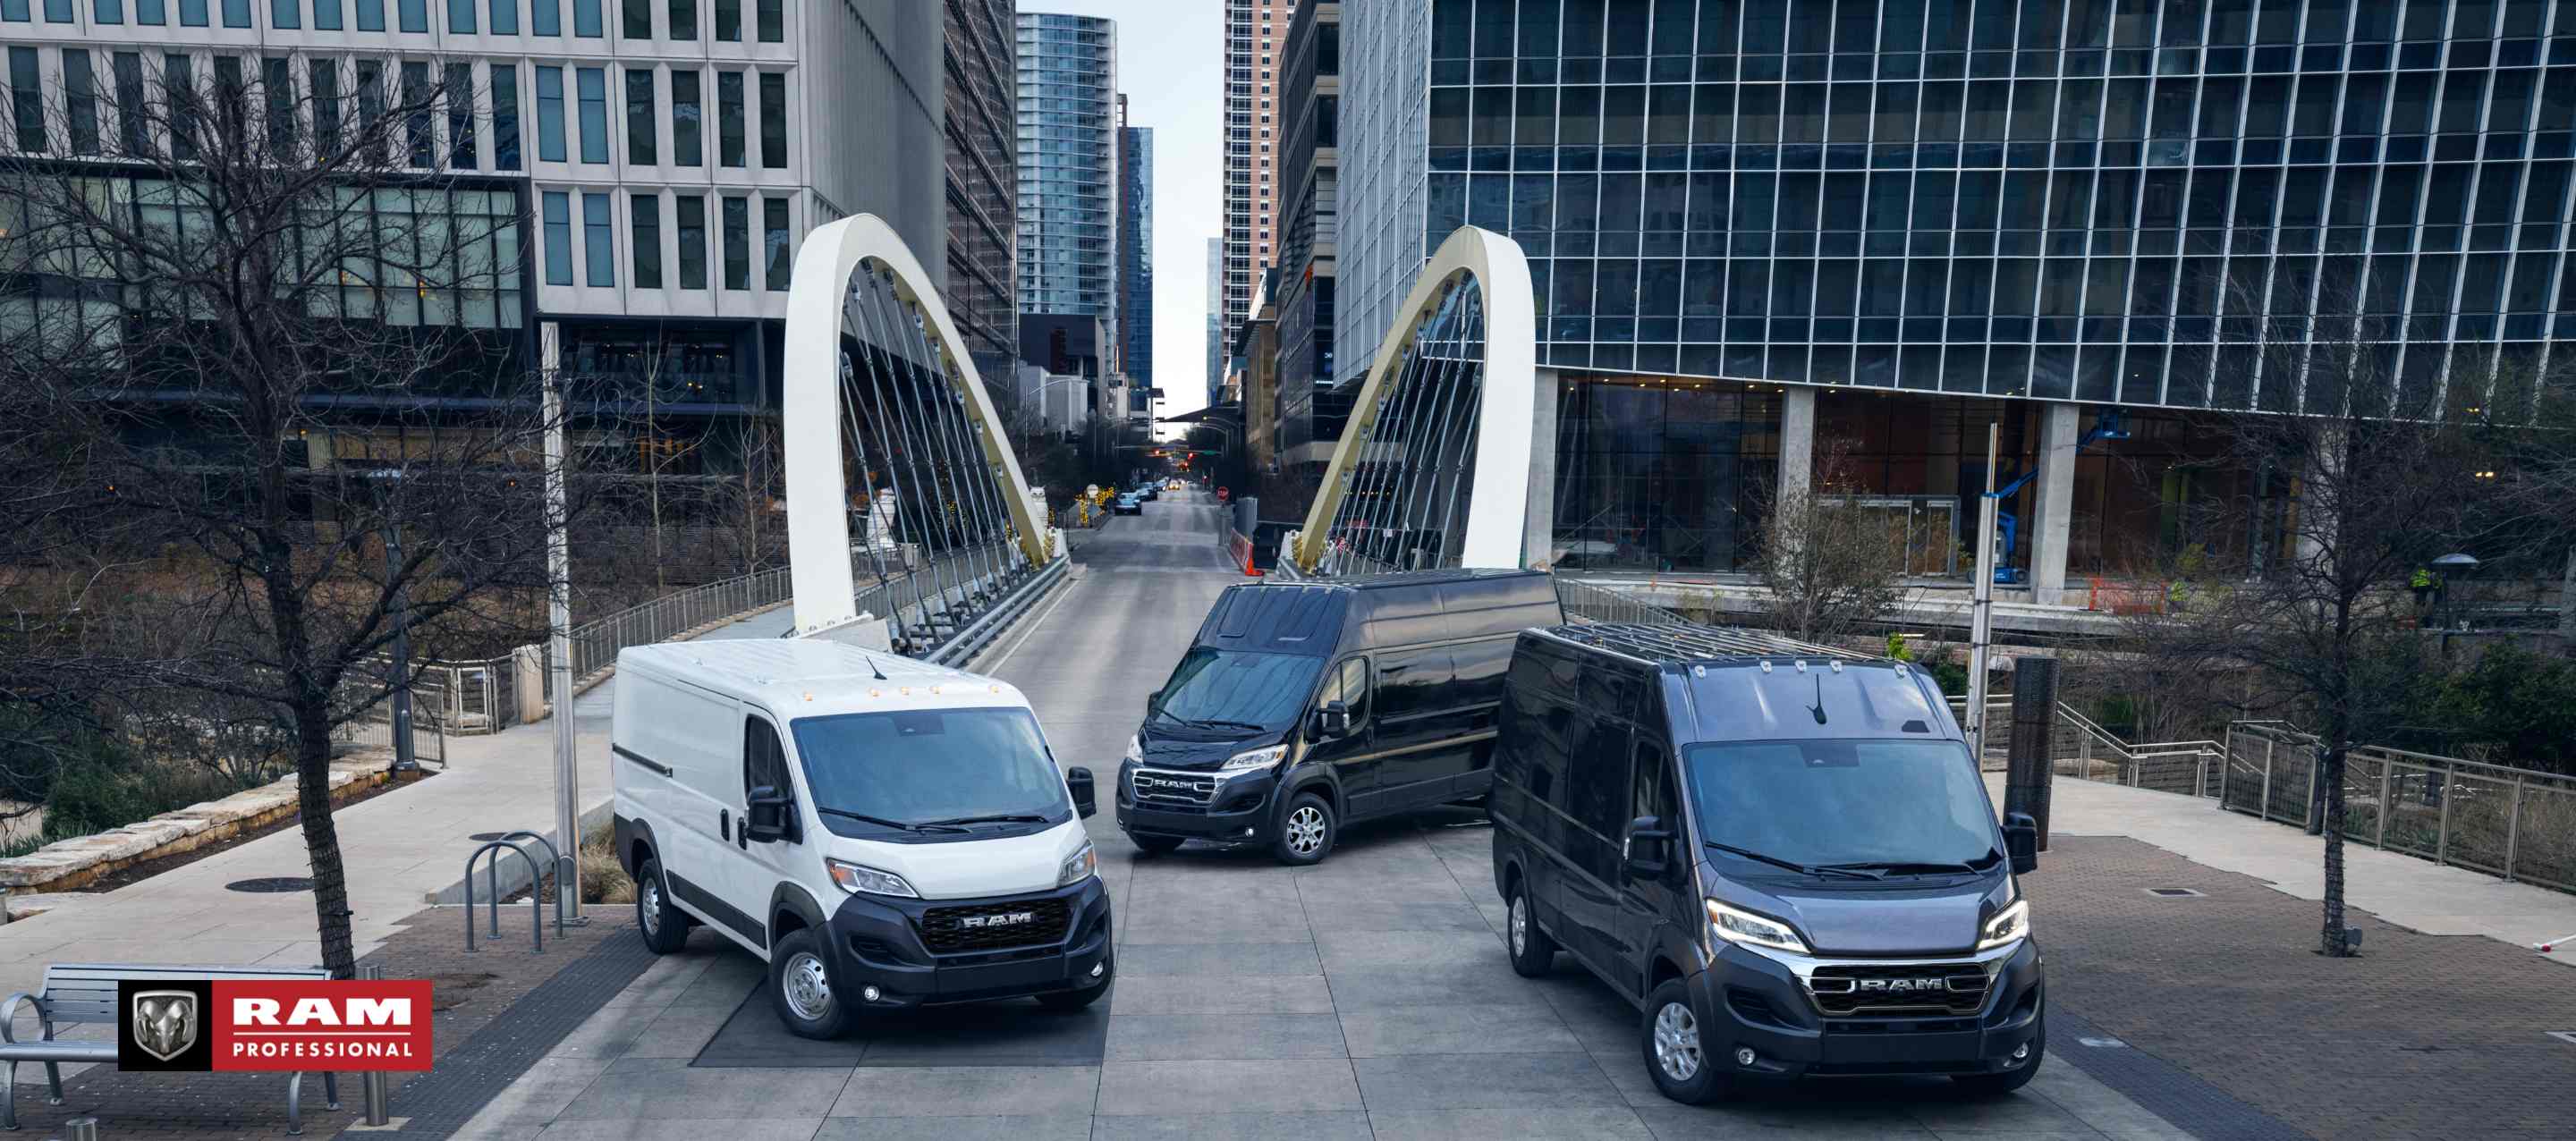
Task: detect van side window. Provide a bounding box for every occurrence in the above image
[744,716,792,809]
[1566,711,1632,841]
[1318,657,1370,726]
[1368,647,1453,722]
[1631,740,1675,825]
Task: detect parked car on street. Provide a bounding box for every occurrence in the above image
[611,640,1112,1038]
[1118,570,1563,864]
[1487,623,2044,1104]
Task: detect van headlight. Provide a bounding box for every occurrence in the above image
[1220,744,1287,772]
[1705,900,1810,955]
[1977,899,2030,951]
[826,858,919,899]
[1122,736,1142,766]
[1057,840,1097,887]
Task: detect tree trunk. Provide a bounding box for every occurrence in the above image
[295,699,359,978]
[2318,743,2354,957]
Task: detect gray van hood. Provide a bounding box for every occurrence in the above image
[1761,881,2003,956]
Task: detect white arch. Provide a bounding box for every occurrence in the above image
[1291,225,1537,573]
[781,214,1049,636]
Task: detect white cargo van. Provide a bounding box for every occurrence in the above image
[609,639,1111,1038]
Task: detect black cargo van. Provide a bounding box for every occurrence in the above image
[1489,623,2045,1103]
[1117,570,1563,864]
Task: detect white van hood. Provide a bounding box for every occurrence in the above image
[827,820,1089,900]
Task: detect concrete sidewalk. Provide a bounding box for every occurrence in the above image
[0,604,796,1008]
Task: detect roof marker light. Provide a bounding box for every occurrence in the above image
[1795,660,1808,672]
[1759,660,1773,673]
[1830,661,1843,673]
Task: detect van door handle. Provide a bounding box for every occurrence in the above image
[719,809,730,841]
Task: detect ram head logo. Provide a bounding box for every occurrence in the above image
[131,990,199,1062]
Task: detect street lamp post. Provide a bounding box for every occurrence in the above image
[541,322,583,923]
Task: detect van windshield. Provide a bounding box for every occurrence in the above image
[1682,740,2002,873]
[1150,648,1324,734]
[790,707,1070,840]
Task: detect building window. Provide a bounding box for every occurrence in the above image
[631,191,661,288]
[353,0,377,27]
[543,190,572,285]
[353,58,381,152]
[624,66,655,165]
[722,194,748,289]
[712,0,733,39]
[9,47,39,153]
[64,50,96,154]
[761,196,787,290]
[91,0,121,21]
[582,190,614,286]
[221,0,247,25]
[402,61,432,166]
[530,0,554,33]
[313,0,338,28]
[492,62,519,169]
[572,0,597,36]
[445,0,468,32]
[716,70,742,166]
[309,58,339,151]
[620,0,642,38]
[576,65,607,163]
[753,0,775,41]
[673,69,701,165]
[395,0,421,31]
[534,64,565,161]
[113,53,144,152]
[445,62,475,169]
[667,0,689,38]
[179,0,204,23]
[758,72,784,168]
[135,0,162,21]
[488,0,511,32]
[676,193,706,289]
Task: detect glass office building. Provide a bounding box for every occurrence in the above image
[1017,13,1122,351]
[1340,0,2576,580]
[1122,123,1157,387]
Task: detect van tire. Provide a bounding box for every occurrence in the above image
[767,928,856,1040]
[1504,880,1555,977]
[1128,833,1186,856]
[1641,980,1733,1105]
[634,856,692,954]
[1274,792,1336,865]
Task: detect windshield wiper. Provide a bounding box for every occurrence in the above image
[1812,859,1979,876]
[815,807,967,833]
[911,813,1050,827]
[1703,841,1879,881]
[1156,713,1267,732]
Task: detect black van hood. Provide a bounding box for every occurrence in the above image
[1747,876,2011,957]
[1132,723,1284,771]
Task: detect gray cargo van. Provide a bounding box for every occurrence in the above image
[1489,622,2045,1103]
[1117,570,1562,864]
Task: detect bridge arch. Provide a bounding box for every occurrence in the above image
[1291,225,1538,574]
[780,213,1049,638]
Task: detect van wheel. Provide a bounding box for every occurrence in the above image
[1504,881,1555,976]
[634,856,691,954]
[1641,980,1733,1104]
[1274,793,1335,865]
[1128,833,1185,856]
[1037,950,1113,1010]
[768,928,856,1040]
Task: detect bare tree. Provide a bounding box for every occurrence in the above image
[1752,439,1911,645]
[0,58,600,976]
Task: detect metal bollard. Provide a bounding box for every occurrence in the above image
[64,1118,98,1141]
[358,965,393,1125]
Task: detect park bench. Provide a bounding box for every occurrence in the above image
[0,963,342,1134]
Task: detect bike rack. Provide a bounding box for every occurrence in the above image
[462,838,548,952]
[491,830,570,937]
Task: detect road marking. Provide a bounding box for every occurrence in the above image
[2548,1031,2576,1045]
[979,566,1083,675]
[2079,1036,2129,1048]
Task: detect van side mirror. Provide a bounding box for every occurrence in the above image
[1623,815,1672,878]
[744,786,791,843]
[1145,689,1162,718]
[2003,812,2039,875]
[1309,700,1352,740]
[1066,767,1097,818]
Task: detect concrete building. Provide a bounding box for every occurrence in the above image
[945,0,1021,385]
[1218,0,1291,394]
[1237,268,1283,476]
[1119,109,1154,401]
[1015,10,1119,365]
[1273,0,1344,483]
[1336,0,2576,602]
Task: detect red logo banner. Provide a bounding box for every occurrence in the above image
[207,981,435,1071]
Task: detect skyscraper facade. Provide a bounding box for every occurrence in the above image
[1121,118,1157,393]
[1276,0,1348,475]
[1207,237,1228,404]
[1337,0,2576,592]
[1017,11,1121,353]
[946,0,1022,385]
[1221,0,1294,391]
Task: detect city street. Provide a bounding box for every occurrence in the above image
[452,490,2199,1141]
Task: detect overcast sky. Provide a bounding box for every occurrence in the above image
[1019,0,1224,431]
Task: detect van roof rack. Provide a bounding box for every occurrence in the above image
[1548,621,1877,665]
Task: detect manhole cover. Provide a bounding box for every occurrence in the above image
[226,876,314,893]
[2145,887,2206,898]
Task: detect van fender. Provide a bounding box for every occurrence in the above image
[613,815,658,877]
[1644,920,1713,993]
[768,882,830,946]
[1275,767,1346,830]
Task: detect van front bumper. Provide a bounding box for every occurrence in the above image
[1690,938,2045,1080]
[823,875,1113,1009]
[1114,761,1279,843]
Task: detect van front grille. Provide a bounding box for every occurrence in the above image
[1804,962,1991,1017]
[1130,767,1218,808]
[919,899,1072,953]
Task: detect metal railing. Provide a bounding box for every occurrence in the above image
[560,563,798,683]
[1557,578,1694,626]
[2219,723,2576,892]
[1948,696,2224,794]
[332,683,448,766]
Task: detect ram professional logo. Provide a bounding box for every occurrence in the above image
[1854,976,1953,994]
[960,911,1038,930]
[1133,773,1208,793]
[131,990,199,1062]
